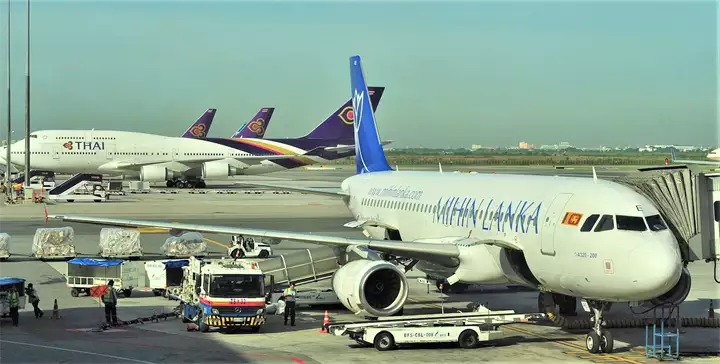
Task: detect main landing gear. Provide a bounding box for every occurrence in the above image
[584,300,614,354]
[166,179,206,189]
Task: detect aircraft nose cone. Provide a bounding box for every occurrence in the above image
[630,238,682,299]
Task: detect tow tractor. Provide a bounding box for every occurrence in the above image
[228,236,272,259]
[328,308,540,351]
[174,256,269,333]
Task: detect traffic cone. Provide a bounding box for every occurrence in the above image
[709,300,715,319]
[50,299,60,319]
[319,310,330,333]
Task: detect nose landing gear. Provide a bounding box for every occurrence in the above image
[585,300,614,354]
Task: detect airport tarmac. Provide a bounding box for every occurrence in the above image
[1,169,719,363]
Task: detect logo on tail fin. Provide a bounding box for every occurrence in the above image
[247,118,266,135]
[190,124,207,137]
[338,106,354,125]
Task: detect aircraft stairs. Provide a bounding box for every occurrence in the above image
[11,170,55,184]
[258,247,340,288]
[48,173,105,201]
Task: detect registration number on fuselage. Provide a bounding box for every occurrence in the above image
[574,252,598,259]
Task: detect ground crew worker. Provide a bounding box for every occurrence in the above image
[25,283,43,319]
[102,280,119,326]
[283,282,297,326]
[8,285,19,327]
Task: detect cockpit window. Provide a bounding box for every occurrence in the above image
[616,215,647,231]
[594,215,614,232]
[580,214,599,232]
[645,215,667,231]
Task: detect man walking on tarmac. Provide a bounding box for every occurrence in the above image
[25,283,43,319]
[7,285,20,327]
[102,280,119,326]
[283,282,297,326]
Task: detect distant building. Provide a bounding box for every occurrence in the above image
[519,141,529,149]
[471,144,484,150]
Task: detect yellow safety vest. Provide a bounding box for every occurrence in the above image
[8,291,18,307]
[102,286,114,303]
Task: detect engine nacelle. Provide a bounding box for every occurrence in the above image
[332,259,408,317]
[202,161,239,179]
[140,165,181,182]
[649,266,691,306]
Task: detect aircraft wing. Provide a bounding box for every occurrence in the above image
[48,215,459,265]
[103,155,300,171]
[235,182,346,197]
[671,159,720,166]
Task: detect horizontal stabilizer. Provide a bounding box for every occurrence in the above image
[235,182,347,197]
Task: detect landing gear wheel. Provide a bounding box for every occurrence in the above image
[458,329,479,349]
[176,181,186,189]
[70,288,79,297]
[187,181,196,189]
[586,331,600,354]
[373,331,395,351]
[197,181,206,188]
[166,180,175,188]
[599,330,614,353]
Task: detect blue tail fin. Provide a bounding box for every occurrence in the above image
[349,55,391,175]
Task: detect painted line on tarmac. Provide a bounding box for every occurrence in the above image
[503,325,644,364]
[407,298,644,364]
[0,339,157,364]
[203,237,228,249]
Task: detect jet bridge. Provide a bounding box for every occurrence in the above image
[613,166,720,265]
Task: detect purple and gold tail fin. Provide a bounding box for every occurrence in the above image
[181,109,216,138]
[231,108,275,138]
[300,86,384,140]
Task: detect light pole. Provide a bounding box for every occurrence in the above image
[22,0,30,198]
[4,0,11,197]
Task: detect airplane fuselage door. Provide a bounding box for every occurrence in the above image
[52,147,60,160]
[540,193,574,256]
[172,148,179,161]
[106,144,115,160]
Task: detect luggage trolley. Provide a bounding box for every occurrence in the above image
[66,258,137,298]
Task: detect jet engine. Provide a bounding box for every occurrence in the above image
[649,266,692,306]
[140,165,181,182]
[202,161,240,179]
[332,259,408,317]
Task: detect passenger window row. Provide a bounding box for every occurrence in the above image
[579,213,668,233]
[359,197,531,225]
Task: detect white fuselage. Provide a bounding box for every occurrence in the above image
[342,171,682,303]
[707,148,720,161]
[0,130,328,178]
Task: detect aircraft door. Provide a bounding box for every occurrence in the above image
[540,193,573,256]
[172,148,179,161]
[52,147,60,160]
[106,144,115,160]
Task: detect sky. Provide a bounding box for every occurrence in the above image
[0,0,717,148]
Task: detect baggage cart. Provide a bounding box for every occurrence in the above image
[0,277,26,318]
[66,258,138,298]
[144,259,188,298]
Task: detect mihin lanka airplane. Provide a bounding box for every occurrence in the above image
[0,88,386,188]
[50,55,689,355]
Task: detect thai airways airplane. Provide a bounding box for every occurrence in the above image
[671,148,720,166]
[49,56,688,355]
[0,87,386,188]
[230,108,274,139]
[179,109,217,139]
